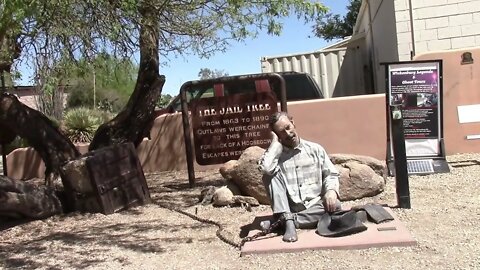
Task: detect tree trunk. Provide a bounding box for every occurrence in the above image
[0,175,63,219]
[0,5,164,220]
[89,6,165,151]
[0,93,80,185]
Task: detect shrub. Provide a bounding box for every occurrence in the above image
[66,82,94,109]
[66,80,131,113]
[63,107,107,143]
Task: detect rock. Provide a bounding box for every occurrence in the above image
[232,195,260,206]
[226,179,242,195]
[331,154,386,201]
[199,185,259,208]
[199,186,217,205]
[212,186,234,206]
[330,153,387,182]
[219,160,237,180]
[219,148,386,204]
[60,157,92,193]
[221,146,270,205]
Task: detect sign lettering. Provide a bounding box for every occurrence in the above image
[190,92,277,165]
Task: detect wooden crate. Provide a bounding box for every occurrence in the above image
[85,143,151,214]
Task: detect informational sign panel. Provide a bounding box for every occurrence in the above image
[190,92,277,165]
[384,60,449,175]
[387,60,442,156]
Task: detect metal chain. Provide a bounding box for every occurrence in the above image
[154,202,282,249]
[239,218,283,247]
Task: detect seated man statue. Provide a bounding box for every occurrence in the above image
[258,112,341,242]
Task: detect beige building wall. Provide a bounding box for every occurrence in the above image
[395,0,480,61]
[354,0,480,94]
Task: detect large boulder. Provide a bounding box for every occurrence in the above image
[330,153,387,182]
[219,147,386,204]
[330,153,386,201]
[219,146,270,204]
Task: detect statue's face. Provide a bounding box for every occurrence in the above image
[272,116,299,148]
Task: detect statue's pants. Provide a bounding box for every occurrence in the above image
[263,174,341,229]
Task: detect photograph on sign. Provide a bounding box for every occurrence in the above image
[190,92,278,165]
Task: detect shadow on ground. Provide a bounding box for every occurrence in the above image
[0,171,226,269]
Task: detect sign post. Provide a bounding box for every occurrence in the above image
[390,105,411,209]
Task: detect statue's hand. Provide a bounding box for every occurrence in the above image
[323,190,338,213]
[268,131,283,156]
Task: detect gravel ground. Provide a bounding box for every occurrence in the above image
[1,153,479,270]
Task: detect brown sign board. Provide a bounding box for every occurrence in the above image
[190,92,278,165]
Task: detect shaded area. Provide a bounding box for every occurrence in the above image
[0,93,79,183]
[0,213,217,269]
[0,170,228,269]
[449,159,480,168]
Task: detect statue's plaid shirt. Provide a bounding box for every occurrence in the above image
[259,139,339,207]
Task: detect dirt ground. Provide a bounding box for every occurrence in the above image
[0,153,479,270]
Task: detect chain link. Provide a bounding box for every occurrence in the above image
[154,202,281,249]
[239,219,282,246]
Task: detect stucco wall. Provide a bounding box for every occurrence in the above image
[355,0,480,93]
[414,47,480,154]
[6,48,480,180]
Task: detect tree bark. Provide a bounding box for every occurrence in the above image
[0,4,165,219]
[0,175,63,219]
[0,93,80,185]
[89,6,165,151]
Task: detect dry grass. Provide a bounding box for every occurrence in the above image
[1,153,479,270]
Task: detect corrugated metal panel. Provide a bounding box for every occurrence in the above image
[260,48,362,98]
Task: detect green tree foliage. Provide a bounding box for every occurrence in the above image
[2,0,328,76]
[198,68,229,79]
[313,0,361,41]
[156,94,173,108]
[66,53,137,112]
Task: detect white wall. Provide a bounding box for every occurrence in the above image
[395,0,480,60]
[353,0,398,94]
[370,0,399,93]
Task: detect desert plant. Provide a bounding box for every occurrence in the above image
[63,107,104,143]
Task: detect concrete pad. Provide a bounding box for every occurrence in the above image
[241,207,416,256]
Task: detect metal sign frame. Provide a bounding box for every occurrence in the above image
[383,59,449,176]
